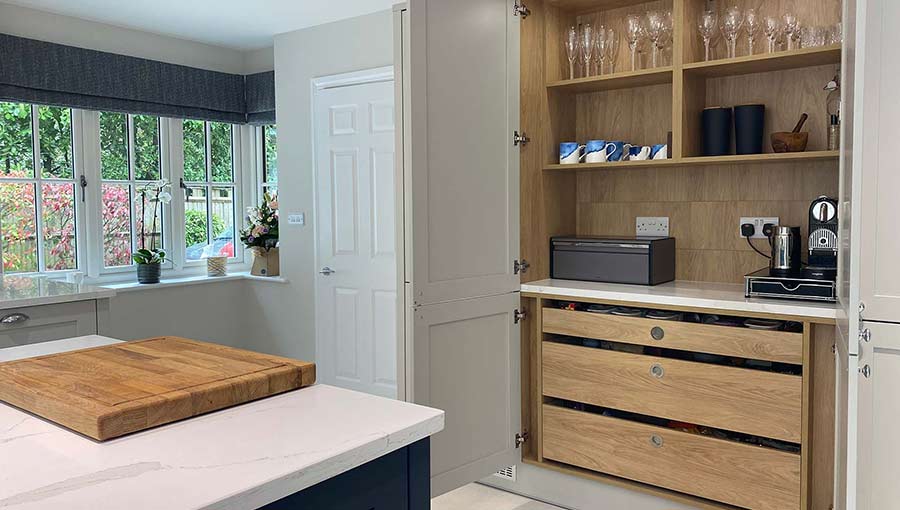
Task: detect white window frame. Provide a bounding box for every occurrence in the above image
[257,124,278,199]
[0,104,86,277]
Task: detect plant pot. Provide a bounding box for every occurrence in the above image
[137,263,162,284]
[250,247,280,277]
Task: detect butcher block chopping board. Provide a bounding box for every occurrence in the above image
[0,337,316,441]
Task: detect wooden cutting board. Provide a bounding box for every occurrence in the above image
[0,337,316,441]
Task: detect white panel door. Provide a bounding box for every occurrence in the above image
[407,0,520,306]
[315,73,398,399]
[855,0,900,324]
[855,321,900,510]
[412,292,521,496]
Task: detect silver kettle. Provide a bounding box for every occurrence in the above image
[770,226,802,276]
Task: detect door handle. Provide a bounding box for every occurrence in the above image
[319,267,335,275]
[0,313,30,325]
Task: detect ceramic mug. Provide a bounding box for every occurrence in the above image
[626,145,652,161]
[604,141,626,162]
[584,140,610,163]
[650,144,668,160]
[559,142,585,164]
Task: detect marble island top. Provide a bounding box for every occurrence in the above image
[521,278,840,321]
[0,276,115,310]
[0,336,445,510]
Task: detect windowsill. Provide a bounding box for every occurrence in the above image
[104,272,289,293]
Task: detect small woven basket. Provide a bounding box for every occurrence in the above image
[206,256,228,277]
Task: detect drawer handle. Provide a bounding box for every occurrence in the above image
[650,326,665,340]
[650,435,664,448]
[650,363,665,379]
[0,313,30,325]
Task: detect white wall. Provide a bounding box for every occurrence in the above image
[242,10,395,361]
[0,3,273,74]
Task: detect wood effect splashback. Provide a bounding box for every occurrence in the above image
[575,161,839,283]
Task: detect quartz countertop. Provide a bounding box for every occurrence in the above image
[0,336,445,510]
[0,276,115,311]
[521,279,839,321]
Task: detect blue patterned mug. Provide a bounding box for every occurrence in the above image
[651,144,668,160]
[605,141,626,162]
[626,145,652,161]
[585,140,611,163]
[559,142,585,164]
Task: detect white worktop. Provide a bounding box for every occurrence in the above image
[0,276,115,311]
[0,336,445,510]
[521,278,839,321]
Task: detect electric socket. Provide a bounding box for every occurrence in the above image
[740,217,779,239]
[636,217,669,237]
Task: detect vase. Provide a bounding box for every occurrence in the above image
[250,247,280,277]
[137,263,162,284]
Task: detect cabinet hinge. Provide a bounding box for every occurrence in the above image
[515,431,529,448]
[513,1,530,19]
[513,130,530,147]
[513,259,530,275]
[514,308,526,324]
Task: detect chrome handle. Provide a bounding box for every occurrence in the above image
[650,326,665,341]
[319,267,335,275]
[860,364,872,378]
[650,435,664,448]
[650,363,665,379]
[0,313,30,325]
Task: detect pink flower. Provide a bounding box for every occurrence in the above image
[267,200,278,210]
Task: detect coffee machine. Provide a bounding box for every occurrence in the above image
[802,196,838,281]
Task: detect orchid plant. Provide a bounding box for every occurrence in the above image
[132,179,172,265]
[240,192,279,251]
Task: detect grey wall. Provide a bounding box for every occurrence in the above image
[242,10,394,361]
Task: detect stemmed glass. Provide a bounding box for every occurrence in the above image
[581,24,594,77]
[605,28,620,73]
[782,12,800,50]
[745,8,760,55]
[764,16,781,52]
[625,14,646,71]
[645,11,665,68]
[698,10,718,61]
[720,6,744,59]
[565,25,579,80]
[658,11,674,66]
[593,27,607,75]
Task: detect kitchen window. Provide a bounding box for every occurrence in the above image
[0,102,81,274]
[182,120,238,263]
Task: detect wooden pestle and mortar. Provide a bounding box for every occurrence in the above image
[771,113,809,152]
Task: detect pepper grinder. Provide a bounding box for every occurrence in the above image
[825,74,841,151]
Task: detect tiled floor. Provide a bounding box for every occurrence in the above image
[432,483,563,510]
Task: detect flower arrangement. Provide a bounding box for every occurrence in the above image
[132,179,172,266]
[240,192,279,251]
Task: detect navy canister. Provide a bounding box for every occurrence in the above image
[701,107,732,156]
[734,104,766,155]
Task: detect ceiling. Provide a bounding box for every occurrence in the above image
[1,0,396,50]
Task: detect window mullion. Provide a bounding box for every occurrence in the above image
[31,105,46,273]
[168,119,186,271]
[80,110,103,278]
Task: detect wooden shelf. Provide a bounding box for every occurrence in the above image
[544,151,838,172]
[683,45,841,78]
[548,67,673,94]
[544,0,654,13]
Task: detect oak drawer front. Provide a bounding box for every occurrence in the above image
[542,342,802,442]
[542,405,800,510]
[0,301,97,349]
[542,308,803,364]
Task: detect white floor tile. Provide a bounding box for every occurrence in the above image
[432,483,563,510]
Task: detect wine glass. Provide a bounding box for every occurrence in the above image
[782,12,800,50]
[764,16,781,52]
[581,23,594,77]
[565,25,579,80]
[605,27,620,73]
[720,6,744,59]
[594,27,607,75]
[645,11,665,68]
[745,8,760,55]
[659,10,674,66]
[625,14,646,71]
[698,10,718,61]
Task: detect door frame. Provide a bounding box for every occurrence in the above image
[311,66,399,397]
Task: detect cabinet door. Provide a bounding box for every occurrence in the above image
[406,0,520,306]
[855,321,900,510]
[0,301,97,349]
[855,0,900,324]
[411,293,520,496]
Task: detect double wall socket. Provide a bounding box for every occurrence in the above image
[636,217,670,237]
[740,217,779,239]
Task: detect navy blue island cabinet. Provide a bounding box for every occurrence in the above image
[260,438,431,510]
